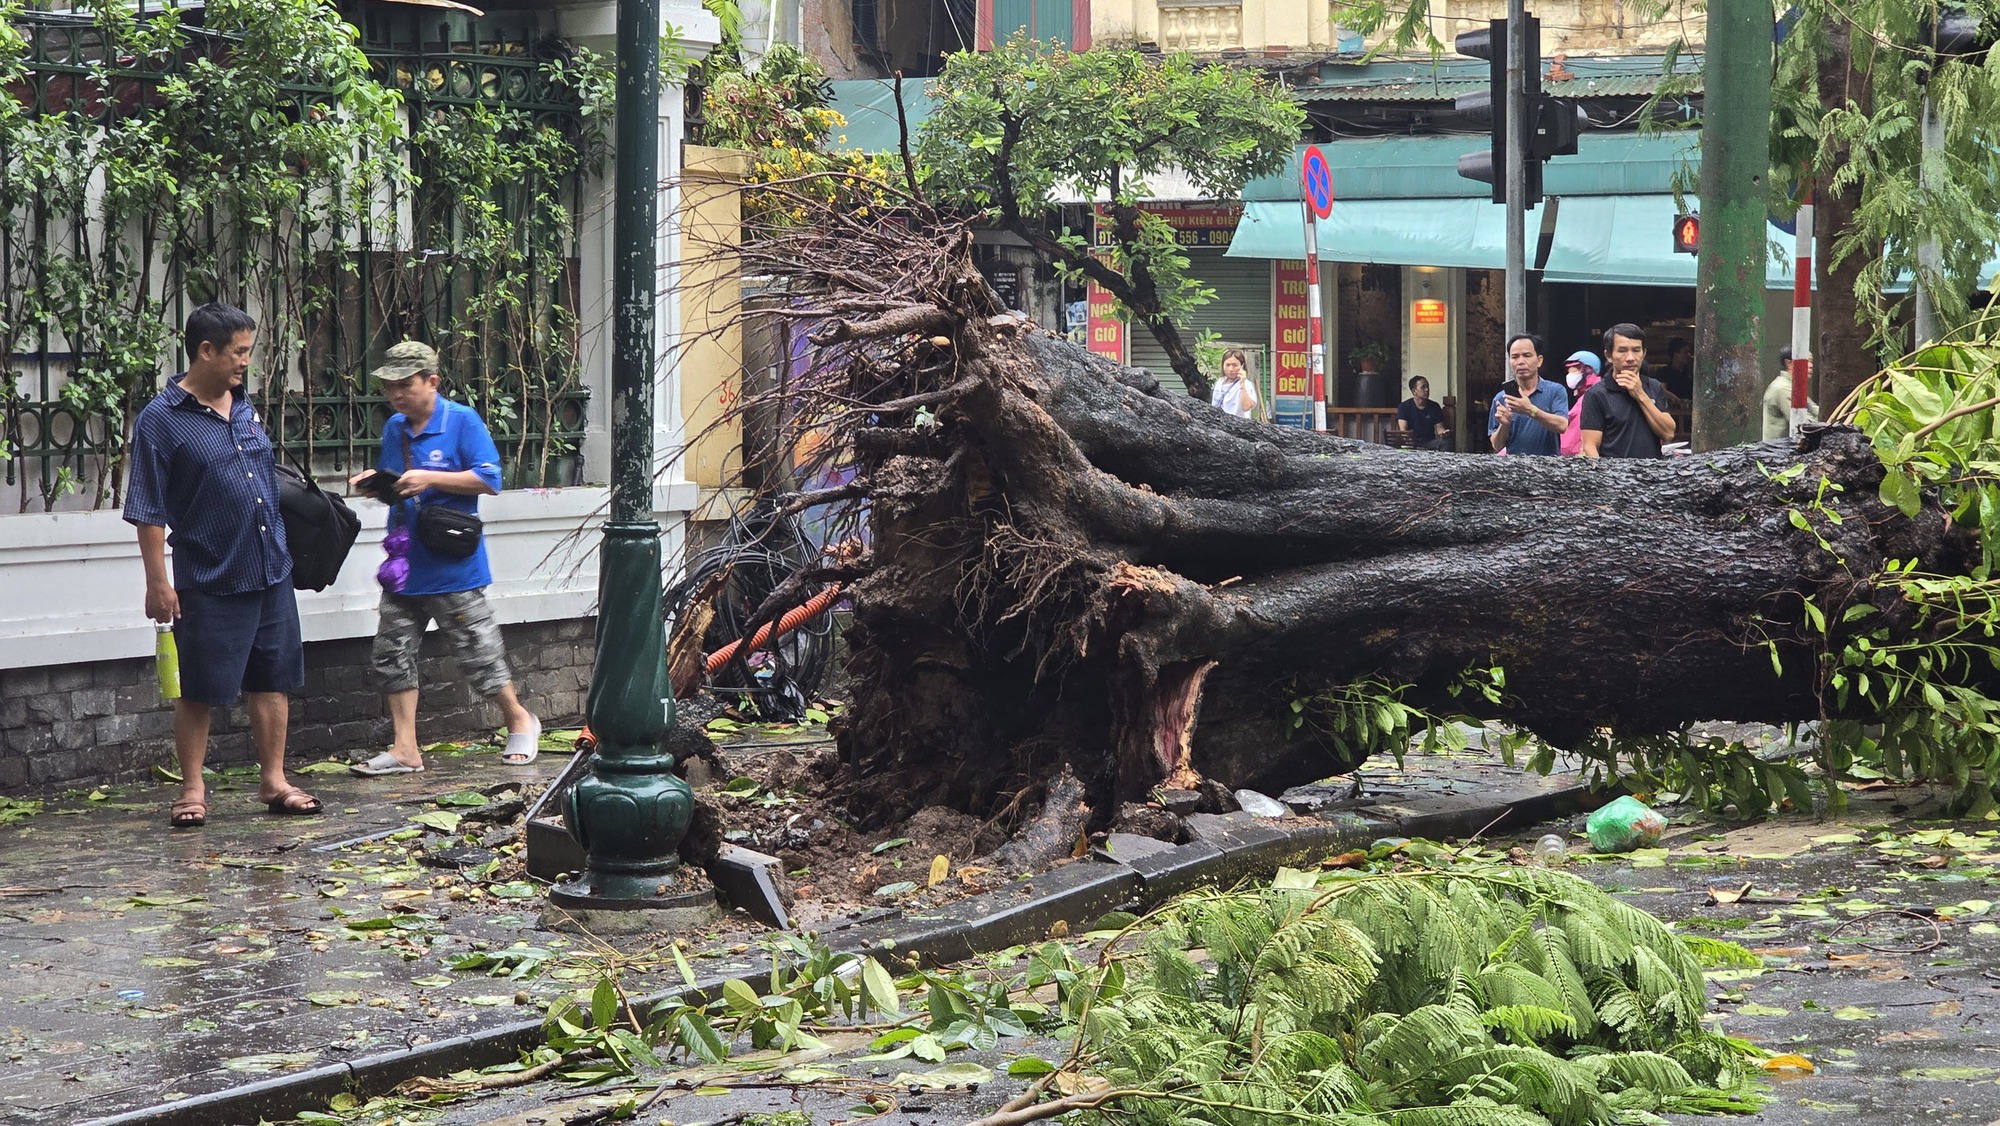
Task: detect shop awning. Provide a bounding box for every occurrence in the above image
[1242,132,1700,202]
[1229,198,1544,271]
[1231,194,1810,290]
[1542,195,1800,289]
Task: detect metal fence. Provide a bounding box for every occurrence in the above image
[0,1,597,513]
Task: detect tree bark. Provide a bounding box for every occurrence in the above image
[744,221,1973,831]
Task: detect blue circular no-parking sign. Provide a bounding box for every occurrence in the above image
[1301,145,1335,219]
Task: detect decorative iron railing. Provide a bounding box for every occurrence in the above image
[0,1,600,513]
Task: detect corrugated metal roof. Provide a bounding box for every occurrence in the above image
[1301,71,1698,102]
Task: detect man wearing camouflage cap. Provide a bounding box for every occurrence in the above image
[348,341,541,775]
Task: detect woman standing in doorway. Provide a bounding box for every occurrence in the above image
[1211,348,1260,420]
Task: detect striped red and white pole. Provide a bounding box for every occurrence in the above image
[1304,219,1328,432]
[1790,184,1814,437]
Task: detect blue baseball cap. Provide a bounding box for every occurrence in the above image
[1565,350,1602,374]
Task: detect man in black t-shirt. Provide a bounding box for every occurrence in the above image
[1580,323,1676,459]
[1394,376,1452,451]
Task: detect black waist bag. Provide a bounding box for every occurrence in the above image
[401,428,484,560]
[415,503,483,560]
[273,463,362,591]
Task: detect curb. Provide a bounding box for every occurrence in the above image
[81,775,1606,1126]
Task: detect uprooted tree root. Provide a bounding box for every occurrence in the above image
[673,176,1979,833]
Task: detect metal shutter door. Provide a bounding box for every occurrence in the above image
[1126,252,1271,398]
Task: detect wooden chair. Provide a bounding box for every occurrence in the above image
[1381,428,1416,449]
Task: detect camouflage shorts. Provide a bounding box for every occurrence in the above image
[370,588,513,697]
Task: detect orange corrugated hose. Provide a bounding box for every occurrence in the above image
[703,583,845,675]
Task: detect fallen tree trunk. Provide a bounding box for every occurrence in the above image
[734,215,1975,829]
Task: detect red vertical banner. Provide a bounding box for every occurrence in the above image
[1086,278,1124,362]
[1271,260,1310,427]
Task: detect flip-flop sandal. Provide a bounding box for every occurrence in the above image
[168,797,207,829]
[264,787,324,816]
[350,751,423,776]
[501,719,543,766]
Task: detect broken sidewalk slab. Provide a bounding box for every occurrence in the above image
[710,844,792,930]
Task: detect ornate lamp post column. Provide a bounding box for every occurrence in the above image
[550,0,705,911]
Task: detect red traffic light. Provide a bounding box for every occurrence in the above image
[1673,213,1700,254]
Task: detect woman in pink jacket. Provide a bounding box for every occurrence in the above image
[1559,350,1602,457]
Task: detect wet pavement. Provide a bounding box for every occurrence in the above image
[0,740,609,1126]
[14,729,2000,1126]
[1,735,1596,1126]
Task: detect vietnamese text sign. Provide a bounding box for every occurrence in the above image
[1272,259,1311,427]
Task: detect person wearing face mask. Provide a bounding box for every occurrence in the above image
[1559,350,1602,457]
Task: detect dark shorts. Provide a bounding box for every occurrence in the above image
[175,582,305,706]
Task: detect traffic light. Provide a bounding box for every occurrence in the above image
[1672,213,1700,254]
[1919,7,1987,84]
[1453,20,1510,204]
[1453,15,1580,205]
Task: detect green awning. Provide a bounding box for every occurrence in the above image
[1242,132,1700,202]
[1542,195,1799,289]
[824,79,936,155]
[1228,198,1544,270]
[1233,195,1810,291]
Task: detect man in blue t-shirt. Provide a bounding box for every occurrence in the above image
[1487,333,1568,456]
[348,341,541,775]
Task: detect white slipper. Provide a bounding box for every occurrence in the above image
[501,718,542,765]
[350,751,424,776]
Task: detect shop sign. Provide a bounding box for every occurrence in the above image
[1271,259,1311,428]
[1412,298,1447,325]
[1091,203,1244,249]
[1086,272,1124,362]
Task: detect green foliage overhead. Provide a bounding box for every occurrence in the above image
[1773,0,2000,348]
[916,38,1302,392]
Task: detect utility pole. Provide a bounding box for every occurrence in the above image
[1690,0,1770,450]
[1504,0,1528,334]
[550,0,705,913]
[1913,99,1943,344]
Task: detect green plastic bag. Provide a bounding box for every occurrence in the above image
[1586,795,1666,853]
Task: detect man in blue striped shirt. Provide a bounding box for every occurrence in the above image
[126,303,322,828]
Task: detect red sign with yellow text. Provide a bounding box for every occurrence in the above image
[1086,272,1124,362]
[1271,260,1310,427]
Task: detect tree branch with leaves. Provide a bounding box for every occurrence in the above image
[916,39,1302,398]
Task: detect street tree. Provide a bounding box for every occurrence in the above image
[1772,1,2000,411]
[916,39,1303,398]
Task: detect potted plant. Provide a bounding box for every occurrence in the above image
[1348,341,1388,374]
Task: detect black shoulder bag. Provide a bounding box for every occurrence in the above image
[402,427,484,560]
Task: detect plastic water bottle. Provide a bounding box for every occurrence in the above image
[155,623,180,701]
[1532,834,1567,866]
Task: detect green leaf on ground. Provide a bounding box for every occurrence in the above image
[1007,1057,1057,1076]
[1832,1005,1882,1020]
[409,810,462,833]
[873,881,917,898]
[488,881,536,899]
[128,894,204,908]
[306,991,361,1007]
[412,975,453,988]
[872,837,914,854]
[434,791,491,807]
[296,760,352,775]
[140,956,205,968]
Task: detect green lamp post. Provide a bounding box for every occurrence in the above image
[549,0,705,911]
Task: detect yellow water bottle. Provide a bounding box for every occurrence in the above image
[155,623,181,701]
